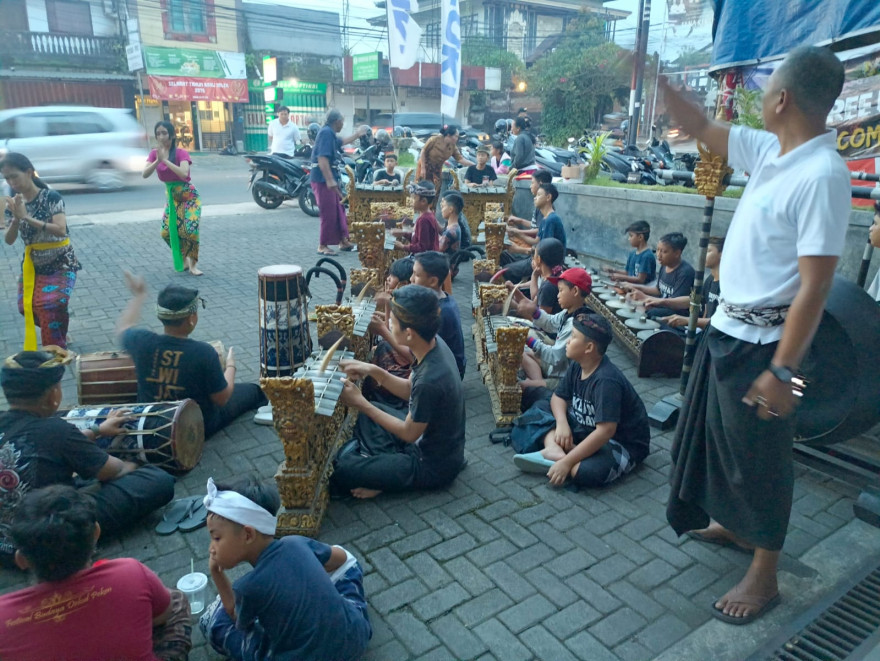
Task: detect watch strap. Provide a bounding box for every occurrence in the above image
[768,363,795,383]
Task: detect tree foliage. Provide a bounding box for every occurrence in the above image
[462,39,525,88]
[525,18,630,143]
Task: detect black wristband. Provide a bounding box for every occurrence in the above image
[768,363,796,383]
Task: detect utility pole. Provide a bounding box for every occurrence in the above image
[627,0,651,149]
[342,0,350,52]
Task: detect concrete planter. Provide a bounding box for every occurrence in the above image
[512,180,877,284]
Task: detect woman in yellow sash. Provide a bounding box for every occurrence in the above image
[3,153,80,350]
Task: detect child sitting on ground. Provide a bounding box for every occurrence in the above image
[439,191,465,255]
[412,251,466,378]
[393,181,440,254]
[501,169,553,267]
[373,153,401,186]
[464,146,498,187]
[528,237,566,316]
[368,258,415,404]
[604,220,657,285]
[510,267,593,390]
[513,313,651,488]
[200,477,371,661]
[624,232,695,318]
[0,485,191,661]
[661,236,724,330]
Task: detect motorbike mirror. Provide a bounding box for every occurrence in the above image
[567,137,575,144]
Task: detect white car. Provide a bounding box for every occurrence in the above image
[0,106,149,191]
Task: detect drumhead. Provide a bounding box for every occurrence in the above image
[168,398,205,471]
[259,264,303,279]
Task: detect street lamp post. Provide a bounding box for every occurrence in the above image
[627,0,651,148]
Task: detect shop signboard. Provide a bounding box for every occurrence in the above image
[143,47,247,79]
[147,76,249,103]
[353,52,380,81]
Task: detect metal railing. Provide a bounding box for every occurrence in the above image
[0,30,122,67]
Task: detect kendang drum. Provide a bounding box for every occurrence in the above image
[63,399,204,474]
[76,342,226,406]
[258,265,313,378]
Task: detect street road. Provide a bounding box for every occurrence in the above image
[55,155,259,216]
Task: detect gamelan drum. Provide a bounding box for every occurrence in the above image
[258,265,313,378]
[63,399,204,473]
[77,342,225,406]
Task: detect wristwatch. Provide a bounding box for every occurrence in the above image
[768,364,796,383]
[90,423,102,438]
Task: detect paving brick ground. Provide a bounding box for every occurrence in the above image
[0,205,876,660]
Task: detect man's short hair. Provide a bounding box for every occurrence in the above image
[531,170,552,185]
[390,285,441,341]
[773,46,844,119]
[536,238,565,269]
[625,220,651,240]
[659,232,687,252]
[12,486,97,582]
[708,235,725,251]
[384,153,398,162]
[538,182,558,204]
[157,284,199,327]
[389,257,415,283]
[277,106,290,113]
[415,251,450,284]
[442,190,464,215]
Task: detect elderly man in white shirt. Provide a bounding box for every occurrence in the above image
[664,46,850,626]
[267,106,301,157]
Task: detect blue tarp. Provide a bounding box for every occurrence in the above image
[710,0,880,71]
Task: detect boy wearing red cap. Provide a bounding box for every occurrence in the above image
[514,312,650,488]
[510,267,593,389]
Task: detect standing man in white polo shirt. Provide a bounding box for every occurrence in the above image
[267,106,301,158]
[663,47,849,625]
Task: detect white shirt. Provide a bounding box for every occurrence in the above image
[712,125,851,344]
[268,118,301,155]
[868,270,880,302]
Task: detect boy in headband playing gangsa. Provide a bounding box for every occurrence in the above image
[200,476,372,661]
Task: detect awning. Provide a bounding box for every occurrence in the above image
[147,75,248,103]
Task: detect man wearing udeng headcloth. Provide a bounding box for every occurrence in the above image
[0,347,174,566]
[116,272,266,438]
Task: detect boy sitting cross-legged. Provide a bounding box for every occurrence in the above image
[514,313,651,488]
[200,477,371,661]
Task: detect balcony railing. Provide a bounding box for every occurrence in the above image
[0,31,124,70]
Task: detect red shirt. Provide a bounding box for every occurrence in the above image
[0,558,170,661]
[406,212,440,254]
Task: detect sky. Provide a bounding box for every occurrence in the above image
[271,0,714,61]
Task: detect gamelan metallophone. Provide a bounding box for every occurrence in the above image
[458,169,518,238]
[315,303,376,362]
[472,284,529,425]
[347,166,406,224]
[588,280,684,378]
[261,345,359,537]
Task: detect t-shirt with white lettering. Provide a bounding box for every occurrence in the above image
[268,118,301,155]
[657,261,695,299]
[554,356,650,463]
[713,125,851,343]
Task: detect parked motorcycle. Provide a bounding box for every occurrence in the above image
[246,154,319,216]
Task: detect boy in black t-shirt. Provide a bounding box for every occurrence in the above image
[373,153,401,186]
[116,273,266,438]
[661,236,724,330]
[331,285,466,499]
[513,313,650,488]
[625,232,695,318]
[464,146,498,187]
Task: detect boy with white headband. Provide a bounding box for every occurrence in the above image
[199,477,371,661]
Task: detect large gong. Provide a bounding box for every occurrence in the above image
[796,276,880,446]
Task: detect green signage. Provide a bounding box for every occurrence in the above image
[352,52,380,82]
[143,46,246,79]
[277,80,327,94]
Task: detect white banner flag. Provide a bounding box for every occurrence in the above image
[387,0,422,70]
[440,0,461,118]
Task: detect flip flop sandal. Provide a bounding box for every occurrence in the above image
[339,244,356,252]
[317,250,338,256]
[711,592,781,626]
[177,499,208,533]
[686,530,754,554]
[155,496,201,535]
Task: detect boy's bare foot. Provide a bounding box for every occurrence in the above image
[351,488,382,499]
[687,522,754,553]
